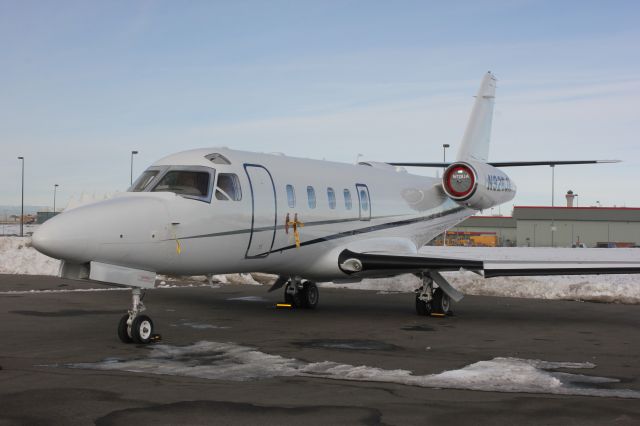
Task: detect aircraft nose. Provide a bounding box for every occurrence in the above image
[32,195,171,265]
[32,210,91,263]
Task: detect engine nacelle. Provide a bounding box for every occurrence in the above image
[442,161,516,210]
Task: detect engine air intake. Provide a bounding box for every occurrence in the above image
[443,164,476,199]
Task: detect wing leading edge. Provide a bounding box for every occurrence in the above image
[338,247,640,278]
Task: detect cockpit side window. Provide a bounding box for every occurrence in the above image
[152,170,212,201]
[130,170,159,192]
[215,173,242,201]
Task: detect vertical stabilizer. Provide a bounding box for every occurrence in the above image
[456,72,497,163]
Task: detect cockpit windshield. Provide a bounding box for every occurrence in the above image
[151,170,211,198]
[130,170,159,192]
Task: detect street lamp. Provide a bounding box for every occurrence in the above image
[442,144,450,168]
[442,144,450,246]
[130,150,139,186]
[550,165,555,207]
[17,156,24,237]
[53,184,59,213]
[575,193,579,208]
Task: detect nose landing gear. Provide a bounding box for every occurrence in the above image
[117,288,156,344]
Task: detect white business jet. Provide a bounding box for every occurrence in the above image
[32,72,640,344]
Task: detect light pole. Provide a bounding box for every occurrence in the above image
[442,144,450,169]
[442,144,450,246]
[550,165,555,207]
[575,193,579,208]
[18,156,24,237]
[550,164,556,247]
[53,184,59,213]
[130,150,139,186]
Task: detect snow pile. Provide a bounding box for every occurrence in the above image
[444,271,640,304]
[157,273,262,286]
[66,340,640,398]
[321,272,640,304]
[0,237,60,275]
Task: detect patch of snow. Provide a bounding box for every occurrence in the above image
[0,236,60,275]
[65,341,640,398]
[320,272,640,304]
[180,321,230,330]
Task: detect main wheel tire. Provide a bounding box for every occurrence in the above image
[432,288,451,315]
[131,315,154,344]
[301,281,319,309]
[117,314,133,343]
[415,294,431,316]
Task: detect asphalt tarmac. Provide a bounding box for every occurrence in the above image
[1,274,640,425]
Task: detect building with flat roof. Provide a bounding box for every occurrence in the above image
[450,206,640,248]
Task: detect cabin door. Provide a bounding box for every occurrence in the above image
[356,184,371,221]
[244,164,277,258]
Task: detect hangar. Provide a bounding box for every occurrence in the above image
[448,206,640,248]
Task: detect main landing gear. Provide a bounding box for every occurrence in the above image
[415,273,452,316]
[284,278,319,309]
[118,288,155,344]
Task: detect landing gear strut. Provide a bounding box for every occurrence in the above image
[118,288,155,344]
[284,278,319,309]
[415,274,433,316]
[415,273,451,316]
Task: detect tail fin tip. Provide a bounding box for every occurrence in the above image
[456,72,497,163]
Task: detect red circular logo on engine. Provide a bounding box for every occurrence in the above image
[444,165,475,198]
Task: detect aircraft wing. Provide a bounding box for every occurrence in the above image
[338,246,640,278]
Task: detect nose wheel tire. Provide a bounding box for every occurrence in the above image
[117,314,133,343]
[131,315,154,344]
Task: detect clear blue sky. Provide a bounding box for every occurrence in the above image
[1,0,639,211]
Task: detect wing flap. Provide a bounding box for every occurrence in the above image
[338,249,483,275]
[339,247,640,277]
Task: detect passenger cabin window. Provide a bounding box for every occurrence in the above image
[286,184,296,208]
[344,189,352,210]
[327,188,336,209]
[130,170,159,192]
[359,188,369,211]
[307,186,316,209]
[215,173,242,201]
[152,170,211,200]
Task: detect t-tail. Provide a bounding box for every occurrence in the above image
[439,72,515,211]
[387,72,618,211]
[456,71,497,164]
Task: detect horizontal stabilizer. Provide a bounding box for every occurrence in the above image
[388,160,620,168]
